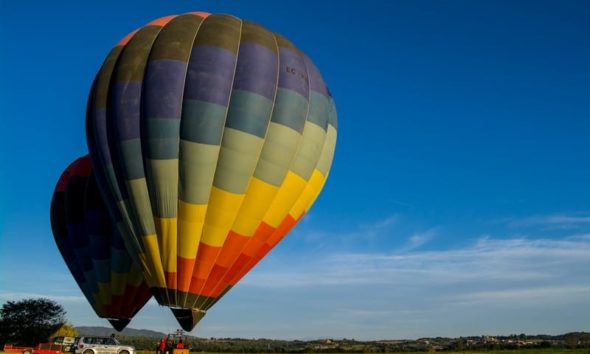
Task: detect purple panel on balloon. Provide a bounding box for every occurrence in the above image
[304,55,330,98]
[185,45,236,106]
[233,42,278,100]
[111,81,142,141]
[144,59,187,119]
[278,47,309,98]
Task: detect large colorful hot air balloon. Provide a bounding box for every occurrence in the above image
[50,156,152,331]
[86,11,337,331]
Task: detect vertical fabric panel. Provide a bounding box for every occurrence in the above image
[143,14,206,300]
[188,21,279,308]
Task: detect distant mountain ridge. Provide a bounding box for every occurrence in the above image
[76,326,165,338]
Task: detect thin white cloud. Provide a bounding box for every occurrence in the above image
[243,234,590,289]
[372,215,399,230]
[0,291,86,303]
[230,234,590,338]
[396,228,437,252]
[297,214,399,247]
[452,285,590,305]
[507,212,590,228]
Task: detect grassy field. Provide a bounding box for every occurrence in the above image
[4,349,590,354]
[134,350,590,354]
[132,350,590,354]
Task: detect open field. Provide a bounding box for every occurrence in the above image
[131,350,590,354]
[134,348,590,354]
[5,349,590,354]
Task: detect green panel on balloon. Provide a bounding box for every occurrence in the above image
[308,92,331,131]
[271,89,309,133]
[254,122,302,186]
[290,121,327,180]
[179,141,221,204]
[181,100,228,145]
[226,90,274,138]
[214,128,266,194]
[127,178,157,236]
[119,139,145,180]
[146,159,179,218]
[144,119,181,160]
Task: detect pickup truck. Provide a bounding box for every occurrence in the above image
[3,336,76,354]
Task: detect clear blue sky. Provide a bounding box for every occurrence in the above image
[1,0,589,339]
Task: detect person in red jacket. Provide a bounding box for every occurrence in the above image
[176,340,184,349]
[158,337,167,354]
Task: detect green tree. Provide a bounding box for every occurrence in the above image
[0,298,66,346]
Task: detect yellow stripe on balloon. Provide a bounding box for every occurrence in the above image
[201,187,245,247]
[142,234,167,287]
[178,201,207,258]
[232,178,279,236]
[289,169,326,220]
[263,171,307,227]
[155,217,177,273]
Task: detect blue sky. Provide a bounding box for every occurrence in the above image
[1,0,589,339]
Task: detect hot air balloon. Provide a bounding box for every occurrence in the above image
[50,156,152,331]
[85,11,337,331]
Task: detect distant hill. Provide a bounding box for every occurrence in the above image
[76,326,165,338]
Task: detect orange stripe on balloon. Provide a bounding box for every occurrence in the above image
[265,214,299,249]
[187,11,210,18]
[200,264,227,296]
[188,244,220,293]
[200,223,275,297]
[147,15,177,27]
[216,231,249,267]
[177,256,196,292]
[194,244,221,279]
[189,278,205,294]
[242,222,275,257]
[224,254,250,282]
[227,214,300,286]
[117,29,139,46]
[207,219,286,296]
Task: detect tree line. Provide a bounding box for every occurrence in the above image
[1,298,589,352]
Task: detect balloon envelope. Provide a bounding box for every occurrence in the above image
[86,12,337,331]
[50,156,152,331]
